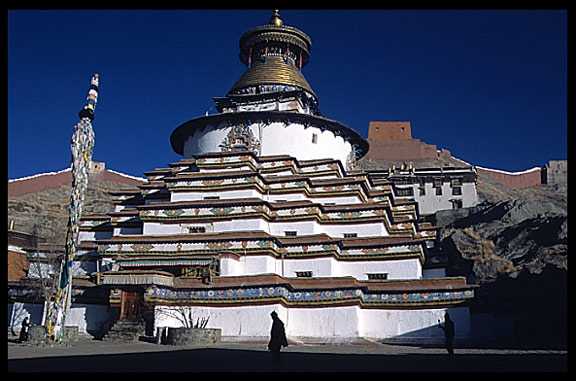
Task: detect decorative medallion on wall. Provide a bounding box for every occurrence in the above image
[219,123,261,153]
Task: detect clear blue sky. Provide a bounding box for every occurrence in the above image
[8,10,567,179]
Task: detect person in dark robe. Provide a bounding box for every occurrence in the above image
[268,311,288,362]
[19,317,30,343]
[438,312,455,355]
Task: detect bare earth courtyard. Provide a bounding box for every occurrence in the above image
[8,339,567,372]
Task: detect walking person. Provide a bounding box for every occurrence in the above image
[19,317,30,343]
[268,311,288,364]
[438,313,455,356]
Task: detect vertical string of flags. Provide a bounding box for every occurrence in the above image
[46,74,98,341]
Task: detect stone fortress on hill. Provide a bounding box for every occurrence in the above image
[7,11,565,344]
[364,120,566,191]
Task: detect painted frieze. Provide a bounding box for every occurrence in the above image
[145,282,474,308]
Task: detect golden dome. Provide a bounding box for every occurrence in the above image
[227,56,315,96]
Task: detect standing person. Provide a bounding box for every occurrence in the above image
[19,317,30,343]
[438,313,455,355]
[268,311,288,363]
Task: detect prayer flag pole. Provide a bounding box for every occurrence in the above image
[46,74,99,342]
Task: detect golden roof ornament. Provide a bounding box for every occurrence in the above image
[269,9,283,26]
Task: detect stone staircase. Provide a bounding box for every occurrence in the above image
[103,319,146,342]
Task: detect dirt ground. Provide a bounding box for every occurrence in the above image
[7,339,567,372]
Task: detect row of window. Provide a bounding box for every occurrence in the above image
[187,224,362,238]
[295,271,388,280]
[285,231,357,238]
[396,178,464,187]
[396,186,462,197]
[430,178,463,187]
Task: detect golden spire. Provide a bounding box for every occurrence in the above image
[269,9,283,26]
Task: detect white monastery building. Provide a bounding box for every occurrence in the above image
[15,11,477,343]
[369,164,479,216]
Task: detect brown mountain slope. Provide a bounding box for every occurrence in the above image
[8,174,142,247]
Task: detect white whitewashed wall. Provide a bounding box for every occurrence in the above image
[182,122,354,166]
[153,304,471,343]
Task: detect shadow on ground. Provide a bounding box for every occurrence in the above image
[8,347,567,372]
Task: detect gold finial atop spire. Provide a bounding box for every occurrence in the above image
[269,9,283,26]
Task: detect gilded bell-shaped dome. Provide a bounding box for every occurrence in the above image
[227,10,316,99]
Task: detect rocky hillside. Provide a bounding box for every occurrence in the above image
[8,177,141,247]
[432,171,567,282]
